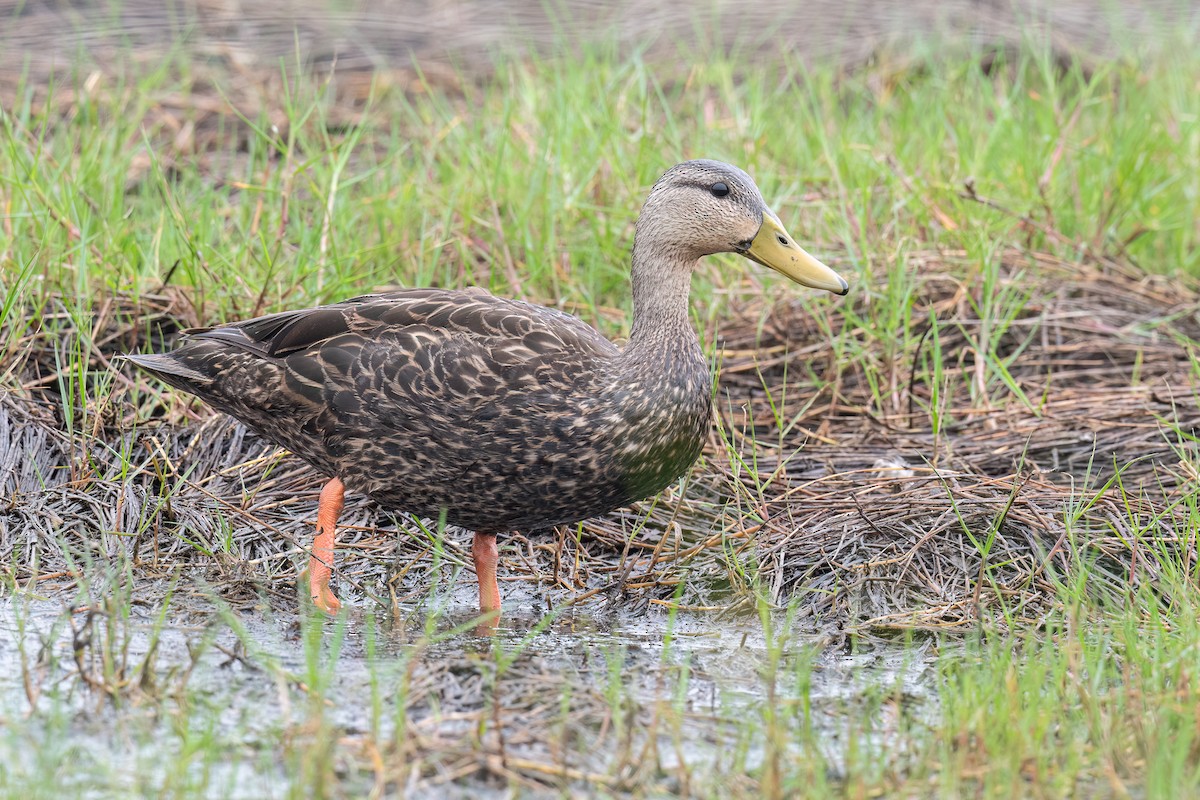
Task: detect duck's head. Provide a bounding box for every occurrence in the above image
[636,159,849,296]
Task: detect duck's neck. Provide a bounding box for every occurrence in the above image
[621,239,702,365]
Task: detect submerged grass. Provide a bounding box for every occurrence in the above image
[8,571,1200,797]
[2,13,1200,799]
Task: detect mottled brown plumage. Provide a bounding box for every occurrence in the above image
[127,159,849,618]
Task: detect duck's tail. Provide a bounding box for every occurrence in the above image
[123,352,213,393]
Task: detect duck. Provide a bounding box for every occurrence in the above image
[127,159,848,621]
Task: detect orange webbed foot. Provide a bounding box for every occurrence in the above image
[310,582,343,616]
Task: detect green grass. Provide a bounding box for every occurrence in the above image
[4,19,1200,800]
[4,33,1198,322]
[5,31,1198,427]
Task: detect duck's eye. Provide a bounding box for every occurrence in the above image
[710,182,730,198]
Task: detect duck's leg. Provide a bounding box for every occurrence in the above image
[472,532,501,614]
[308,477,345,615]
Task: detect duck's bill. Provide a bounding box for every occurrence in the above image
[743,214,849,295]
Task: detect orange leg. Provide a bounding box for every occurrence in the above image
[308,477,345,615]
[472,532,501,616]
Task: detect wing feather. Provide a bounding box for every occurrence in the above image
[131,288,620,482]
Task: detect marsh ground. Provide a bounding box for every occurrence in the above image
[3,1,1200,797]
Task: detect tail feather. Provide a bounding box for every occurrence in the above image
[124,352,213,391]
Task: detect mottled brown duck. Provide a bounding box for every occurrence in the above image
[127,159,848,620]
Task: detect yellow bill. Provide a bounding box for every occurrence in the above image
[743,213,849,295]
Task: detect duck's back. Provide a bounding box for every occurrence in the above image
[130,288,708,531]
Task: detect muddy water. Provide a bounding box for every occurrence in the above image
[0,589,935,794]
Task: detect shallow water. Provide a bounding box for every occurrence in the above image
[0,587,937,796]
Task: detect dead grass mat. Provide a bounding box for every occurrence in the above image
[3,249,1200,632]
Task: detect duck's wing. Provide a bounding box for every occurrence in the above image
[127,288,619,468]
